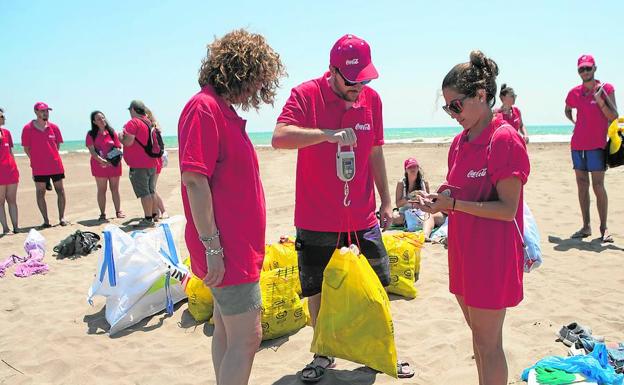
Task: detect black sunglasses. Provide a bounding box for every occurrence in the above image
[442,95,470,116]
[578,66,594,73]
[336,68,371,87]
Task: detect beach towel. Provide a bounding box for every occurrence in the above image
[0,229,49,278]
[311,245,398,378]
[382,231,424,298]
[87,216,189,336]
[260,266,307,340]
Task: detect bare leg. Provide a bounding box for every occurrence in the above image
[574,170,591,235]
[53,179,66,223]
[217,307,262,385]
[211,304,227,381]
[456,295,483,385]
[153,174,166,217]
[109,177,122,214]
[139,195,154,218]
[469,306,507,385]
[6,184,18,232]
[35,181,50,225]
[0,185,8,233]
[95,177,108,216]
[591,171,610,239]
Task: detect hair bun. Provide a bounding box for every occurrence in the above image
[501,83,507,90]
[469,50,499,77]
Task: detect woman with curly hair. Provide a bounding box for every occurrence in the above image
[178,29,285,385]
[413,51,530,385]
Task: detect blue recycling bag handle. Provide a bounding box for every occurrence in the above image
[159,223,179,266]
[98,231,117,287]
[164,272,174,315]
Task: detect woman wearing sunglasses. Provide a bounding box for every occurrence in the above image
[413,50,530,385]
[0,108,20,235]
[494,84,528,143]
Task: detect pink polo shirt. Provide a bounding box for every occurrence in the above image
[21,121,64,176]
[122,118,157,169]
[178,85,266,286]
[277,72,384,232]
[85,130,122,178]
[494,106,523,131]
[446,116,530,309]
[566,81,615,150]
[0,128,19,185]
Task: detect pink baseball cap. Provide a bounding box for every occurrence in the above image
[404,157,419,169]
[34,102,52,111]
[577,54,596,68]
[330,34,379,83]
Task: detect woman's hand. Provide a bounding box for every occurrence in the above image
[203,253,225,287]
[97,157,110,167]
[408,191,453,214]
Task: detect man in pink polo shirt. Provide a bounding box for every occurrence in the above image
[565,54,618,242]
[119,100,159,228]
[178,29,285,385]
[21,102,68,228]
[273,34,413,381]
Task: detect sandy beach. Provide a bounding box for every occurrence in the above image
[1,142,623,385]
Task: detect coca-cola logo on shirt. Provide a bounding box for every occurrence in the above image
[467,168,487,178]
[354,123,371,131]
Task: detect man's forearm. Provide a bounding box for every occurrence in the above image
[272,124,329,149]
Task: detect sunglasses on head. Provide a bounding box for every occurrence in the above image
[336,68,371,87]
[578,66,594,73]
[442,95,470,116]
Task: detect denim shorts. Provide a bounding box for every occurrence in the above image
[571,149,606,172]
[210,281,262,316]
[295,225,390,297]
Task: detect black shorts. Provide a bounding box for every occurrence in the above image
[295,225,390,297]
[33,174,65,183]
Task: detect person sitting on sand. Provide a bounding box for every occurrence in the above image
[394,157,446,240]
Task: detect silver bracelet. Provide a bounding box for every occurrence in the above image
[205,247,224,256]
[199,231,220,243]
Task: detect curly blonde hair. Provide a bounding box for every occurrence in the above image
[198,29,286,111]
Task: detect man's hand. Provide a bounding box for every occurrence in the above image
[203,253,225,287]
[323,128,357,146]
[378,201,393,230]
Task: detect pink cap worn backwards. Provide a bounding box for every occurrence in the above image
[404,157,419,169]
[34,102,52,111]
[330,34,379,83]
[577,54,596,68]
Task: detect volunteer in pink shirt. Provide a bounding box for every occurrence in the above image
[21,102,68,228]
[414,51,529,385]
[273,34,414,381]
[85,111,124,221]
[565,54,618,243]
[119,100,158,228]
[0,108,20,234]
[178,29,284,385]
[494,84,529,143]
[146,108,167,220]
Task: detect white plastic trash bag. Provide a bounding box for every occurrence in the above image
[87,215,189,335]
[430,216,448,241]
[404,208,425,231]
[521,203,542,272]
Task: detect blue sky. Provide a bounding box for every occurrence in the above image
[1,0,623,141]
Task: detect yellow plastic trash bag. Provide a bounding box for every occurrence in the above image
[182,258,214,322]
[382,231,424,299]
[608,117,624,154]
[260,266,308,340]
[311,246,398,378]
[262,237,297,271]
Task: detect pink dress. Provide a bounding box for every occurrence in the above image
[0,128,19,185]
[85,130,122,178]
[446,116,530,309]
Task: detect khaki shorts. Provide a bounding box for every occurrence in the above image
[129,167,156,198]
[210,281,262,316]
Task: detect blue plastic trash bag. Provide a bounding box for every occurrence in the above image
[521,343,624,385]
[522,203,542,273]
